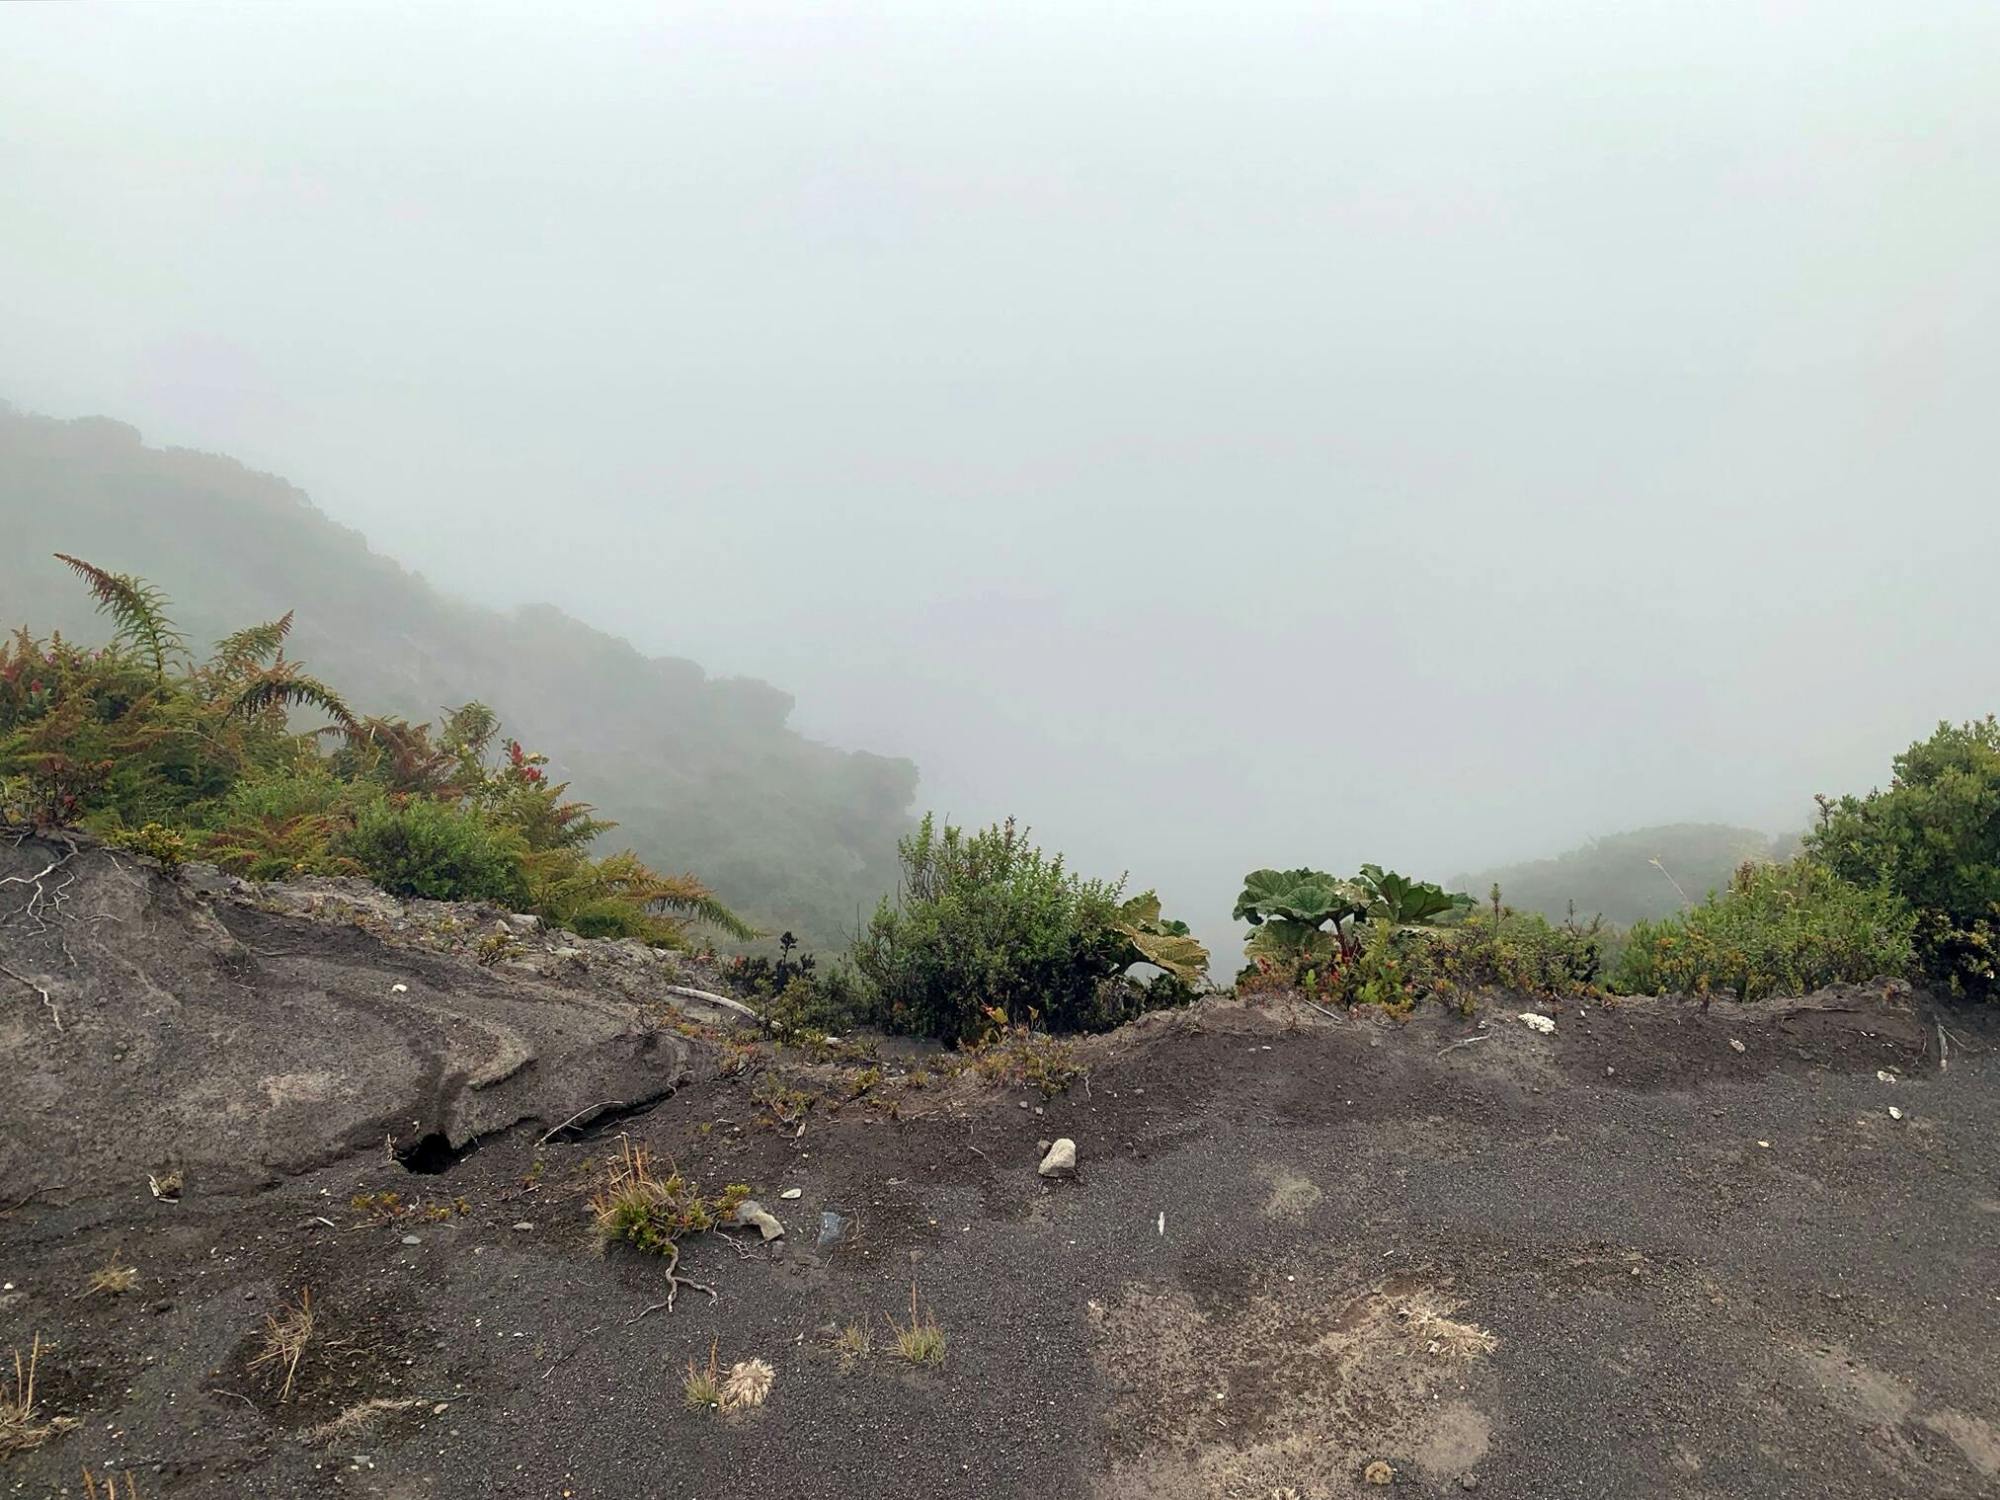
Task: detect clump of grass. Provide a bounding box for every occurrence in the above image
[249,1289,315,1401]
[887,1282,947,1367]
[833,1321,872,1369]
[590,1139,748,1314]
[82,1469,143,1499]
[1,1335,76,1458]
[86,1254,139,1297]
[683,1337,721,1409]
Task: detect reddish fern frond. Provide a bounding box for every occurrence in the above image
[211,612,295,674]
[54,554,184,677]
[230,665,357,730]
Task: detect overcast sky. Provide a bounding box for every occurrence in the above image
[5,1,1998,929]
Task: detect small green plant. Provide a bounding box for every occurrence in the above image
[683,1337,721,1409]
[834,1321,872,1368]
[590,1139,749,1312]
[887,1282,947,1366]
[108,821,191,873]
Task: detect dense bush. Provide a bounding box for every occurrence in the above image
[1807,718,2000,1000]
[852,815,1207,1042]
[0,556,750,947]
[1240,884,1604,1011]
[345,799,529,905]
[1612,858,1914,1002]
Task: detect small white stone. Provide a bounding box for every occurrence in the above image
[1037,1139,1077,1178]
[391,983,408,994]
[1888,1106,1904,1121]
[1519,1012,1556,1035]
[779,1188,802,1200]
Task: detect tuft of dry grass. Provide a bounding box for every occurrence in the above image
[834,1321,872,1369]
[887,1282,947,1367]
[719,1357,775,1411]
[86,1254,139,1298]
[1398,1292,1497,1361]
[683,1337,721,1409]
[2,1334,77,1459]
[249,1289,315,1401]
[303,1396,432,1445]
[82,1468,143,1499]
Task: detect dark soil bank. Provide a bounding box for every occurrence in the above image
[4,840,1998,1498]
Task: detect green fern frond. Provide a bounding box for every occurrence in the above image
[54,553,185,677]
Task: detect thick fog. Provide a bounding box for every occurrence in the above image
[5,2,1999,938]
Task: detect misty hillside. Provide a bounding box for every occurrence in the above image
[1456,823,1795,927]
[0,404,915,945]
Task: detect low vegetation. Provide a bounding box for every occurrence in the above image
[850,815,1208,1043]
[0,556,749,948]
[888,1283,947,1366]
[249,1289,315,1402]
[2,1335,75,1459]
[590,1139,749,1313]
[1614,858,1915,1002]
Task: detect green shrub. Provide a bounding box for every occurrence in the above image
[342,800,529,905]
[1807,717,2000,999]
[1252,901,1603,1013]
[1613,858,1914,1001]
[853,815,1203,1043]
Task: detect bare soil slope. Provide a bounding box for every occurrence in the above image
[3,841,1997,1499]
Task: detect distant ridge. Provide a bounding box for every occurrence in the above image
[0,403,917,947]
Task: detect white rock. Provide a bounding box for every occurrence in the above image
[1888,1106,1904,1120]
[1518,1012,1556,1035]
[1876,1070,1896,1084]
[779,1188,802,1200]
[1038,1138,1077,1178]
[391,983,409,994]
[729,1200,785,1241]
[1728,1038,1746,1053]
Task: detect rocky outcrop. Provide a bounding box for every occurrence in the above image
[0,837,747,1201]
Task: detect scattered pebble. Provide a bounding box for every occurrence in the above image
[400,1234,421,1246]
[1365,1460,1395,1485]
[511,1222,533,1232]
[1519,1012,1556,1035]
[1876,1070,1896,1084]
[1038,1138,1077,1179]
[1729,1038,1746,1053]
[780,1188,802,1200]
[390,983,408,994]
[1888,1106,1904,1121]
[1756,1141,1771,1150]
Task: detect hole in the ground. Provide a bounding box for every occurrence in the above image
[397,1131,471,1174]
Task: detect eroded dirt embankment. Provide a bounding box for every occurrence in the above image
[3,838,1998,1500]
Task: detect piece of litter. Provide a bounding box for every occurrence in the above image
[1157,1211,1166,1237]
[1756,1140,1771,1149]
[1518,1012,1556,1035]
[1875,1070,1896,1084]
[1888,1106,1904,1120]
